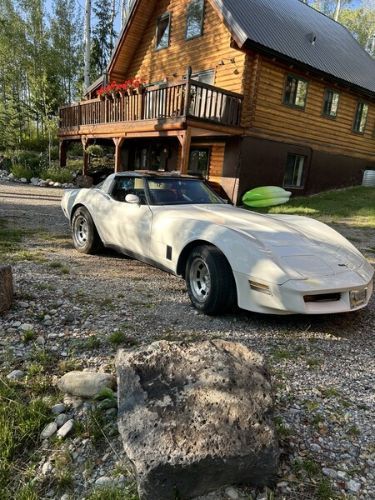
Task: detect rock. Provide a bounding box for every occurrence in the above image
[117,340,279,500]
[42,461,53,475]
[57,419,74,438]
[20,323,34,332]
[347,480,361,493]
[8,173,14,180]
[53,182,62,188]
[52,403,66,415]
[41,422,58,439]
[0,265,13,314]
[7,370,25,380]
[20,178,28,183]
[36,336,45,345]
[225,487,241,499]
[322,468,338,479]
[30,177,40,186]
[95,476,112,487]
[58,371,116,398]
[55,414,69,428]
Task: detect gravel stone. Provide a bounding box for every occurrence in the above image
[51,403,66,415]
[7,370,25,380]
[41,422,58,439]
[57,419,74,439]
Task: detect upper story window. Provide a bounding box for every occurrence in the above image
[156,13,170,50]
[323,89,340,118]
[353,102,368,134]
[283,75,308,109]
[185,0,205,40]
[284,154,306,188]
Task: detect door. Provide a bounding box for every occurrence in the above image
[106,176,153,257]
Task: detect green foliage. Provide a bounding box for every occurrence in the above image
[251,187,375,228]
[0,378,51,496]
[87,482,139,500]
[86,144,105,157]
[10,164,33,181]
[41,166,73,184]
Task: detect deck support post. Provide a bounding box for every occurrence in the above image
[178,128,192,174]
[81,137,89,175]
[113,137,125,172]
[59,140,68,168]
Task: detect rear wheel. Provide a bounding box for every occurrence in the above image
[71,207,103,254]
[185,245,236,315]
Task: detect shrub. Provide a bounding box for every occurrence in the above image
[68,142,83,157]
[86,144,104,157]
[10,164,34,181]
[41,166,73,184]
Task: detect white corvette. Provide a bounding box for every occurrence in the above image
[61,172,373,315]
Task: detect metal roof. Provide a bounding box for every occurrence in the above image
[210,0,375,95]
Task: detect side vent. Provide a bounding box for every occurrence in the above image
[166,246,173,261]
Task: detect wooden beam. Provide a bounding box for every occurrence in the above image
[59,140,68,168]
[179,128,192,174]
[113,137,125,172]
[81,137,89,175]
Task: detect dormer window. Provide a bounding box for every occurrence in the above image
[156,13,170,50]
[185,0,204,40]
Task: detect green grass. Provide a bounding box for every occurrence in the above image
[250,186,375,227]
[0,377,52,497]
[87,482,139,500]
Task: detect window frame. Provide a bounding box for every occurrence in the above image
[283,153,307,189]
[185,0,205,41]
[322,88,340,119]
[188,147,211,178]
[155,12,171,51]
[352,101,369,135]
[283,74,309,110]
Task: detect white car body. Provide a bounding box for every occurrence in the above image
[61,172,373,315]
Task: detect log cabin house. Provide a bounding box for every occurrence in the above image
[58,0,375,203]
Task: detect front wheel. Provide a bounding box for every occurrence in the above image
[71,206,103,254]
[185,245,237,315]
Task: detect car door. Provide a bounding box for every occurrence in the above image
[105,176,153,258]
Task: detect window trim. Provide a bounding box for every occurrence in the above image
[352,101,369,135]
[322,88,340,120]
[185,0,205,41]
[283,153,307,190]
[155,12,171,51]
[283,73,309,111]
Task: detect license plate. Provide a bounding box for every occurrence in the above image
[350,288,367,308]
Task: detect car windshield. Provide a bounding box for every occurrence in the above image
[146,178,225,205]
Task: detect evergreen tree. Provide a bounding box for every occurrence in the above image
[91,0,117,80]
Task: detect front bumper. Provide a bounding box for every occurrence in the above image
[234,268,374,315]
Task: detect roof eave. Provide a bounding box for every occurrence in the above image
[243,39,375,100]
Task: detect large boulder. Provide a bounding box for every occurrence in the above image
[116,340,279,500]
[0,265,13,314]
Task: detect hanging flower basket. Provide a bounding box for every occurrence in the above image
[96,78,147,100]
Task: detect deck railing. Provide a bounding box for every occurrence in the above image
[59,80,243,130]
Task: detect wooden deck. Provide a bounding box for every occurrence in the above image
[59,80,244,137]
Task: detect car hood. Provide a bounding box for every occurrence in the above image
[154,204,369,279]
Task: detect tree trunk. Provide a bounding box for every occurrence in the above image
[334,0,341,21]
[84,0,91,92]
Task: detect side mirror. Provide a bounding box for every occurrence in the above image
[125,194,140,204]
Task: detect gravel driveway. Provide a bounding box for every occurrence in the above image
[0,180,374,499]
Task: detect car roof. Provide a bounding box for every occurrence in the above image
[114,171,201,180]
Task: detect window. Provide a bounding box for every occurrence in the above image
[188,148,210,177]
[185,0,204,40]
[111,177,146,204]
[191,69,214,85]
[156,13,170,50]
[323,89,339,118]
[353,102,369,134]
[284,75,308,109]
[284,154,306,188]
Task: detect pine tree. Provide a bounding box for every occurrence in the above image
[91,0,117,80]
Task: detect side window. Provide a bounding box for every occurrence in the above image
[111,177,146,204]
[283,154,306,188]
[353,102,369,134]
[283,75,308,109]
[185,0,204,40]
[323,89,340,118]
[156,13,170,50]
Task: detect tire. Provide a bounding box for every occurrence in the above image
[71,206,103,254]
[185,245,237,315]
